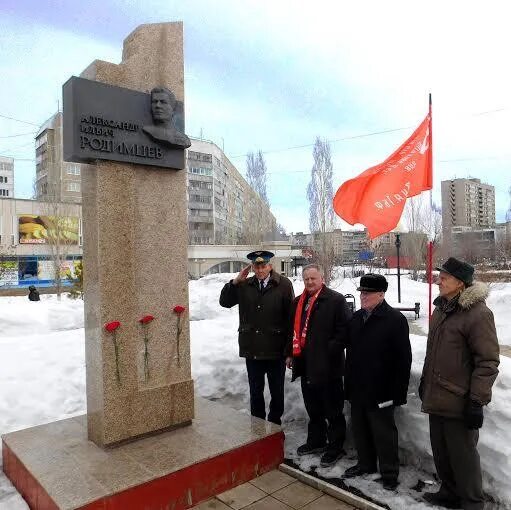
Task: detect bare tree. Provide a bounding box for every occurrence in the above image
[35,177,79,300]
[307,137,335,284]
[402,195,442,280]
[246,150,269,206]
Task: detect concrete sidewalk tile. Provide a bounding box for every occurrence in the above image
[193,498,233,510]
[302,495,354,510]
[217,482,267,509]
[272,481,323,509]
[251,470,296,494]
[244,495,295,510]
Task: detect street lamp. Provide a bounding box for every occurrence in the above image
[395,233,401,303]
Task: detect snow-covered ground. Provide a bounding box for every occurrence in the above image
[0,271,510,509]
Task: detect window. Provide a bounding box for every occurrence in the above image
[67,165,81,175]
[190,167,212,176]
[67,182,81,192]
[190,194,211,204]
[4,177,6,183]
[0,177,3,183]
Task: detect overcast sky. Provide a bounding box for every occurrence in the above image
[1,0,511,233]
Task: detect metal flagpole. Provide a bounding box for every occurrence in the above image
[428,93,434,320]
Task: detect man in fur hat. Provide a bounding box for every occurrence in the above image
[420,257,499,510]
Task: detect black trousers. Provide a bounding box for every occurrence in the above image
[300,377,346,453]
[245,359,286,425]
[350,401,399,481]
[429,415,484,510]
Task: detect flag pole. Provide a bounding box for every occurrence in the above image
[427,93,434,320]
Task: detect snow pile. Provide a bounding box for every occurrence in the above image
[1,272,511,509]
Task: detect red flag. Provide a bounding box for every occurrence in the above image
[333,109,432,239]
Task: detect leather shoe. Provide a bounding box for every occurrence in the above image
[375,477,399,490]
[297,443,327,456]
[423,491,462,509]
[343,464,377,479]
[320,449,345,467]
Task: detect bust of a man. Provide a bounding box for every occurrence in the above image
[142,87,191,149]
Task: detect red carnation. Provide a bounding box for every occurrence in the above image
[173,306,186,367]
[104,321,121,332]
[104,321,122,384]
[138,314,155,324]
[138,315,155,381]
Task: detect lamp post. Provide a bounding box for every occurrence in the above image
[395,233,401,303]
[292,256,298,276]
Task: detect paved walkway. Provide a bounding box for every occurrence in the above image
[192,468,375,510]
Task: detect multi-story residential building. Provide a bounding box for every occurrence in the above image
[441,178,495,234]
[35,112,85,204]
[340,229,369,263]
[289,232,314,247]
[290,229,369,264]
[451,226,496,262]
[0,157,14,198]
[186,138,277,245]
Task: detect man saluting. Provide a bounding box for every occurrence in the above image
[220,251,294,425]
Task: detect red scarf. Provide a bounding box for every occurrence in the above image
[292,285,323,356]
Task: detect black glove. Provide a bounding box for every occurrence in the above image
[464,400,484,430]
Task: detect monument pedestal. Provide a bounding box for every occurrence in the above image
[2,398,284,510]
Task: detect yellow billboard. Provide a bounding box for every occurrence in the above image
[19,215,79,245]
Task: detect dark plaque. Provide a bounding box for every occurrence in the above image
[63,77,191,170]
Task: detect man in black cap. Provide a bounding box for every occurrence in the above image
[219,250,294,425]
[420,258,499,510]
[343,273,411,491]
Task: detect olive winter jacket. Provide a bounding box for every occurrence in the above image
[420,281,500,418]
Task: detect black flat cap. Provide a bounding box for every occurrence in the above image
[357,273,388,292]
[436,257,474,286]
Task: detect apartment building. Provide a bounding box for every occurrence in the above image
[441,178,495,233]
[34,112,87,204]
[0,157,14,198]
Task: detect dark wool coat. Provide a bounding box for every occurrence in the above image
[287,286,352,385]
[420,282,500,418]
[219,271,294,359]
[345,300,412,408]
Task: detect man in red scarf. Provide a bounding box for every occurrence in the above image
[286,264,352,467]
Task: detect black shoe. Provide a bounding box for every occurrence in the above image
[343,464,377,479]
[375,477,399,491]
[320,449,345,467]
[423,491,462,509]
[296,443,327,456]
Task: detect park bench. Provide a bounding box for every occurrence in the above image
[395,302,421,319]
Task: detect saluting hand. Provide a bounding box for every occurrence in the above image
[233,265,251,285]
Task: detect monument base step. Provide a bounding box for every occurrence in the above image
[2,397,284,510]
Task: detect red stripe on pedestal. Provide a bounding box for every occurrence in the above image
[3,440,59,510]
[3,432,284,510]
